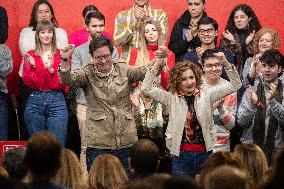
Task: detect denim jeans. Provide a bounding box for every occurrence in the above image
[172,150,211,177]
[0,92,8,140]
[24,91,68,146]
[86,147,131,171]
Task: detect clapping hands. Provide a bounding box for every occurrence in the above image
[25,53,35,67]
[223,30,236,44]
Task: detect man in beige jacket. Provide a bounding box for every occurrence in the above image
[59,36,167,170]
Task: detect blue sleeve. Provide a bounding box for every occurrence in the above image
[183,50,199,64]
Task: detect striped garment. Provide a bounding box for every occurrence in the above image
[114,5,168,63]
[213,93,237,152]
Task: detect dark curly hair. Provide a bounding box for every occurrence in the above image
[225,4,261,34]
[259,49,283,67]
[168,61,202,94]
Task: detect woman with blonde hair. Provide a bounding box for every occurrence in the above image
[88,154,128,189]
[129,19,175,90]
[129,20,175,156]
[242,28,281,87]
[54,149,86,189]
[234,144,268,184]
[22,20,69,146]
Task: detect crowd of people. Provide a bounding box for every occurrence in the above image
[0,0,284,189]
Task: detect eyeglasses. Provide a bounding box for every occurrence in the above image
[203,63,222,69]
[198,28,215,35]
[37,9,51,15]
[94,54,111,62]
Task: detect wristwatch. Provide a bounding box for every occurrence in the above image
[60,55,69,62]
[59,65,70,72]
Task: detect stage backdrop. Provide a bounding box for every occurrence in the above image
[1,0,284,95]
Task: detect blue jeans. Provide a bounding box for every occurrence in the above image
[172,150,211,177]
[24,91,68,146]
[0,92,8,140]
[86,147,131,171]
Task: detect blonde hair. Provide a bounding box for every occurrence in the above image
[54,149,86,189]
[35,20,57,55]
[0,166,9,178]
[204,165,253,189]
[234,144,269,184]
[135,19,164,67]
[88,154,128,189]
[252,27,280,54]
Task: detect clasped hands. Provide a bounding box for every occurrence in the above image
[150,46,168,70]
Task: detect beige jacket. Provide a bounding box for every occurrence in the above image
[59,60,147,149]
[141,68,241,156]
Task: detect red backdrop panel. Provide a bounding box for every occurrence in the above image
[1,0,284,95]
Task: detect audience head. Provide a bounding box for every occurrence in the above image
[129,139,160,176]
[169,61,202,95]
[199,151,246,188]
[35,20,57,55]
[2,148,27,180]
[89,154,128,189]
[54,149,86,189]
[197,17,218,45]
[29,0,58,30]
[187,0,206,19]
[259,49,283,81]
[0,175,29,189]
[234,144,268,184]
[23,131,61,180]
[265,147,284,189]
[122,173,170,189]
[225,4,260,34]
[164,175,196,189]
[252,28,281,54]
[144,173,171,189]
[203,165,253,189]
[89,37,114,74]
[85,11,105,38]
[82,5,98,18]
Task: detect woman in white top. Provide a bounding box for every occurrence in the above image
[19,0,68,76]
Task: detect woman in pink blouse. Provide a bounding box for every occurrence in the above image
[22,20,69,146]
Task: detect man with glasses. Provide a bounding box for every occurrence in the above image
[71,11,118,175]
[184,17,234,66]
[201,49,237,152]
[238,50,284,165]
[59,36,168,171]
[184,17,234,79]
[169,0,207,62]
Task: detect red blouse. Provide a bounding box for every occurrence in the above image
[22,50,68,93]
[129,44,175,89]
